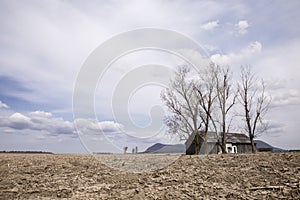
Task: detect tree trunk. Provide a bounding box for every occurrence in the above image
[250,135,257,153]
[217,140,226,154]
[203,125,209,154]
[194,131,200,155]
[204,132,208,154]
[220,143,227,153]
[195,138,200,155]
[221,132,227,154]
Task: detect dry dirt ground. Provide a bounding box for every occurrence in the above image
[0,152,299,199]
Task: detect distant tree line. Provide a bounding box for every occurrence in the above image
[0,150,53,154]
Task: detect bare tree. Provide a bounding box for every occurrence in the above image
[238,66,271,153]
[213,65,237,153]
[161,65,202,154]
[195,64,236,154]
[194,64,218,154]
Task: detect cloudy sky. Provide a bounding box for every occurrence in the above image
[0,0,300,153]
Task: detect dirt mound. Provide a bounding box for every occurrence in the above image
[0,152,299,199]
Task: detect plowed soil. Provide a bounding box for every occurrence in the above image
[0,152,299,199]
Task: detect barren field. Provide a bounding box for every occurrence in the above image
[0,152,299,199]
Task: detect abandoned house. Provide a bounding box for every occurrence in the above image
[185,131,255,154]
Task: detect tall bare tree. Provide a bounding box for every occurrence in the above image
[213,65,237,153]
[238,66,271,153]
[194,64,218,154]
[161,65,202,154]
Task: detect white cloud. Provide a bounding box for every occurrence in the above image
[0,101,9,109]
[74,118,124,134]
[248,41,262,53]
[201,20,219,30]
[236,20,249,35]
[74,118,149,153]
[265,120,285,135]
[202,44,218,52]
[29,111,53,118]
[269,88,300,108]
[0,110,131,152]
[0,111,74,135]
[210,41,262,66]
[251,39,300,108]
[6,113,32,130]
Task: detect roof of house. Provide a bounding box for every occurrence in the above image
[225,132,251,144]
[185,131,251,147]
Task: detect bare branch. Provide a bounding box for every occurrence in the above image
[237,66,272,153]
[161,65,202,147]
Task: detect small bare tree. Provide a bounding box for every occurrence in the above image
[123,146,128,154]
[238,66,271,153]
[161,65,202,154]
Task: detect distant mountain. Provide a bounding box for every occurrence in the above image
[144,143,185,154]
[254,140,287,152]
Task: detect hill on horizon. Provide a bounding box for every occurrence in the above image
[254,140,287,152]
[143,143,185,154]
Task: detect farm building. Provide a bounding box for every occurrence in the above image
[185,131,255,155]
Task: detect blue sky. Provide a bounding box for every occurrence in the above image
[0,0,300,153]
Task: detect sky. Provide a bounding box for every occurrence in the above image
[0,0,300,153]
